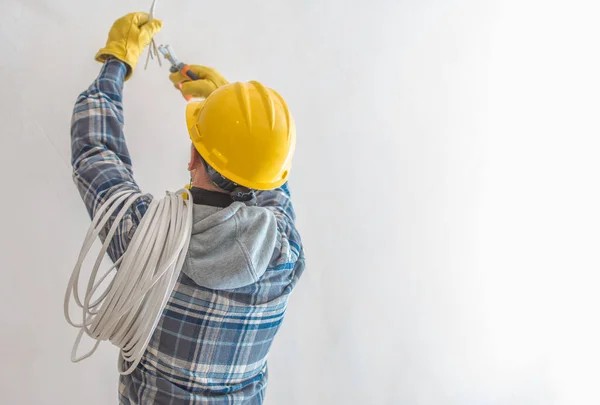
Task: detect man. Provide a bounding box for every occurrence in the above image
[71,12,305,404]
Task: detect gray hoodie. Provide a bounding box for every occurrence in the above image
[181,202,278,289]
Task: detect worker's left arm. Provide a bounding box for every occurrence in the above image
[71,12,162,262]
[71,58,152,262]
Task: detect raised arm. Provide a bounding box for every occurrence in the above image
[71,13,162,262]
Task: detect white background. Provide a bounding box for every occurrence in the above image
[1,0,599,404]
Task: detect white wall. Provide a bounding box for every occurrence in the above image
[1,0,599,404]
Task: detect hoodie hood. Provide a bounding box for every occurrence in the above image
[181,202,278,290]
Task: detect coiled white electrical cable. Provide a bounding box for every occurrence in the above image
[64,188,193,375]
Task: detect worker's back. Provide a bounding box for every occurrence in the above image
[118,187,305,404]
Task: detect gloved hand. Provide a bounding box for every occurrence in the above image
[95,12,163,81]
[169,66,229,99]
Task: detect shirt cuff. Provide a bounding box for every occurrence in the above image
[100,57,128,83]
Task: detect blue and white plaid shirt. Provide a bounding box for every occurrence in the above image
[71,59,305,404]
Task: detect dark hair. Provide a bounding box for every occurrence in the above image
[200,157,257,205]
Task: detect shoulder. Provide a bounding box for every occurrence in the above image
[233,203,302,268]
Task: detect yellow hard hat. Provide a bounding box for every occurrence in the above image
[185,81,296,190]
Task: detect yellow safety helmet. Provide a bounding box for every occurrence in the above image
[185,81,296,190]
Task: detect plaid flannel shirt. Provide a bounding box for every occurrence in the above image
[71,59,305,404]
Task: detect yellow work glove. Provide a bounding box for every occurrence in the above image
[95,12,163,81]
[169,66,229,99]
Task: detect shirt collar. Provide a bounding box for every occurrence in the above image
[189,187,232,208]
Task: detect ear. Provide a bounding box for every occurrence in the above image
[189,144,198,171]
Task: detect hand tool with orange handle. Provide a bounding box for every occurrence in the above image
[158,44,199,101]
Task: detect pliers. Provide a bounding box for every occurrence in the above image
[158,44,199,101]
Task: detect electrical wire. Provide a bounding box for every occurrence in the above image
[64,188,194,375]
[145,0,162,69]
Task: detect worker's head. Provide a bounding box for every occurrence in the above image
[188,145,255,201]
[185,80,296,198]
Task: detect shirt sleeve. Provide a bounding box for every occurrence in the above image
[255,183,302,265]
[71,58,152,263]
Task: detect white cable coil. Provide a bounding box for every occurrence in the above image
[64,188,194,375]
